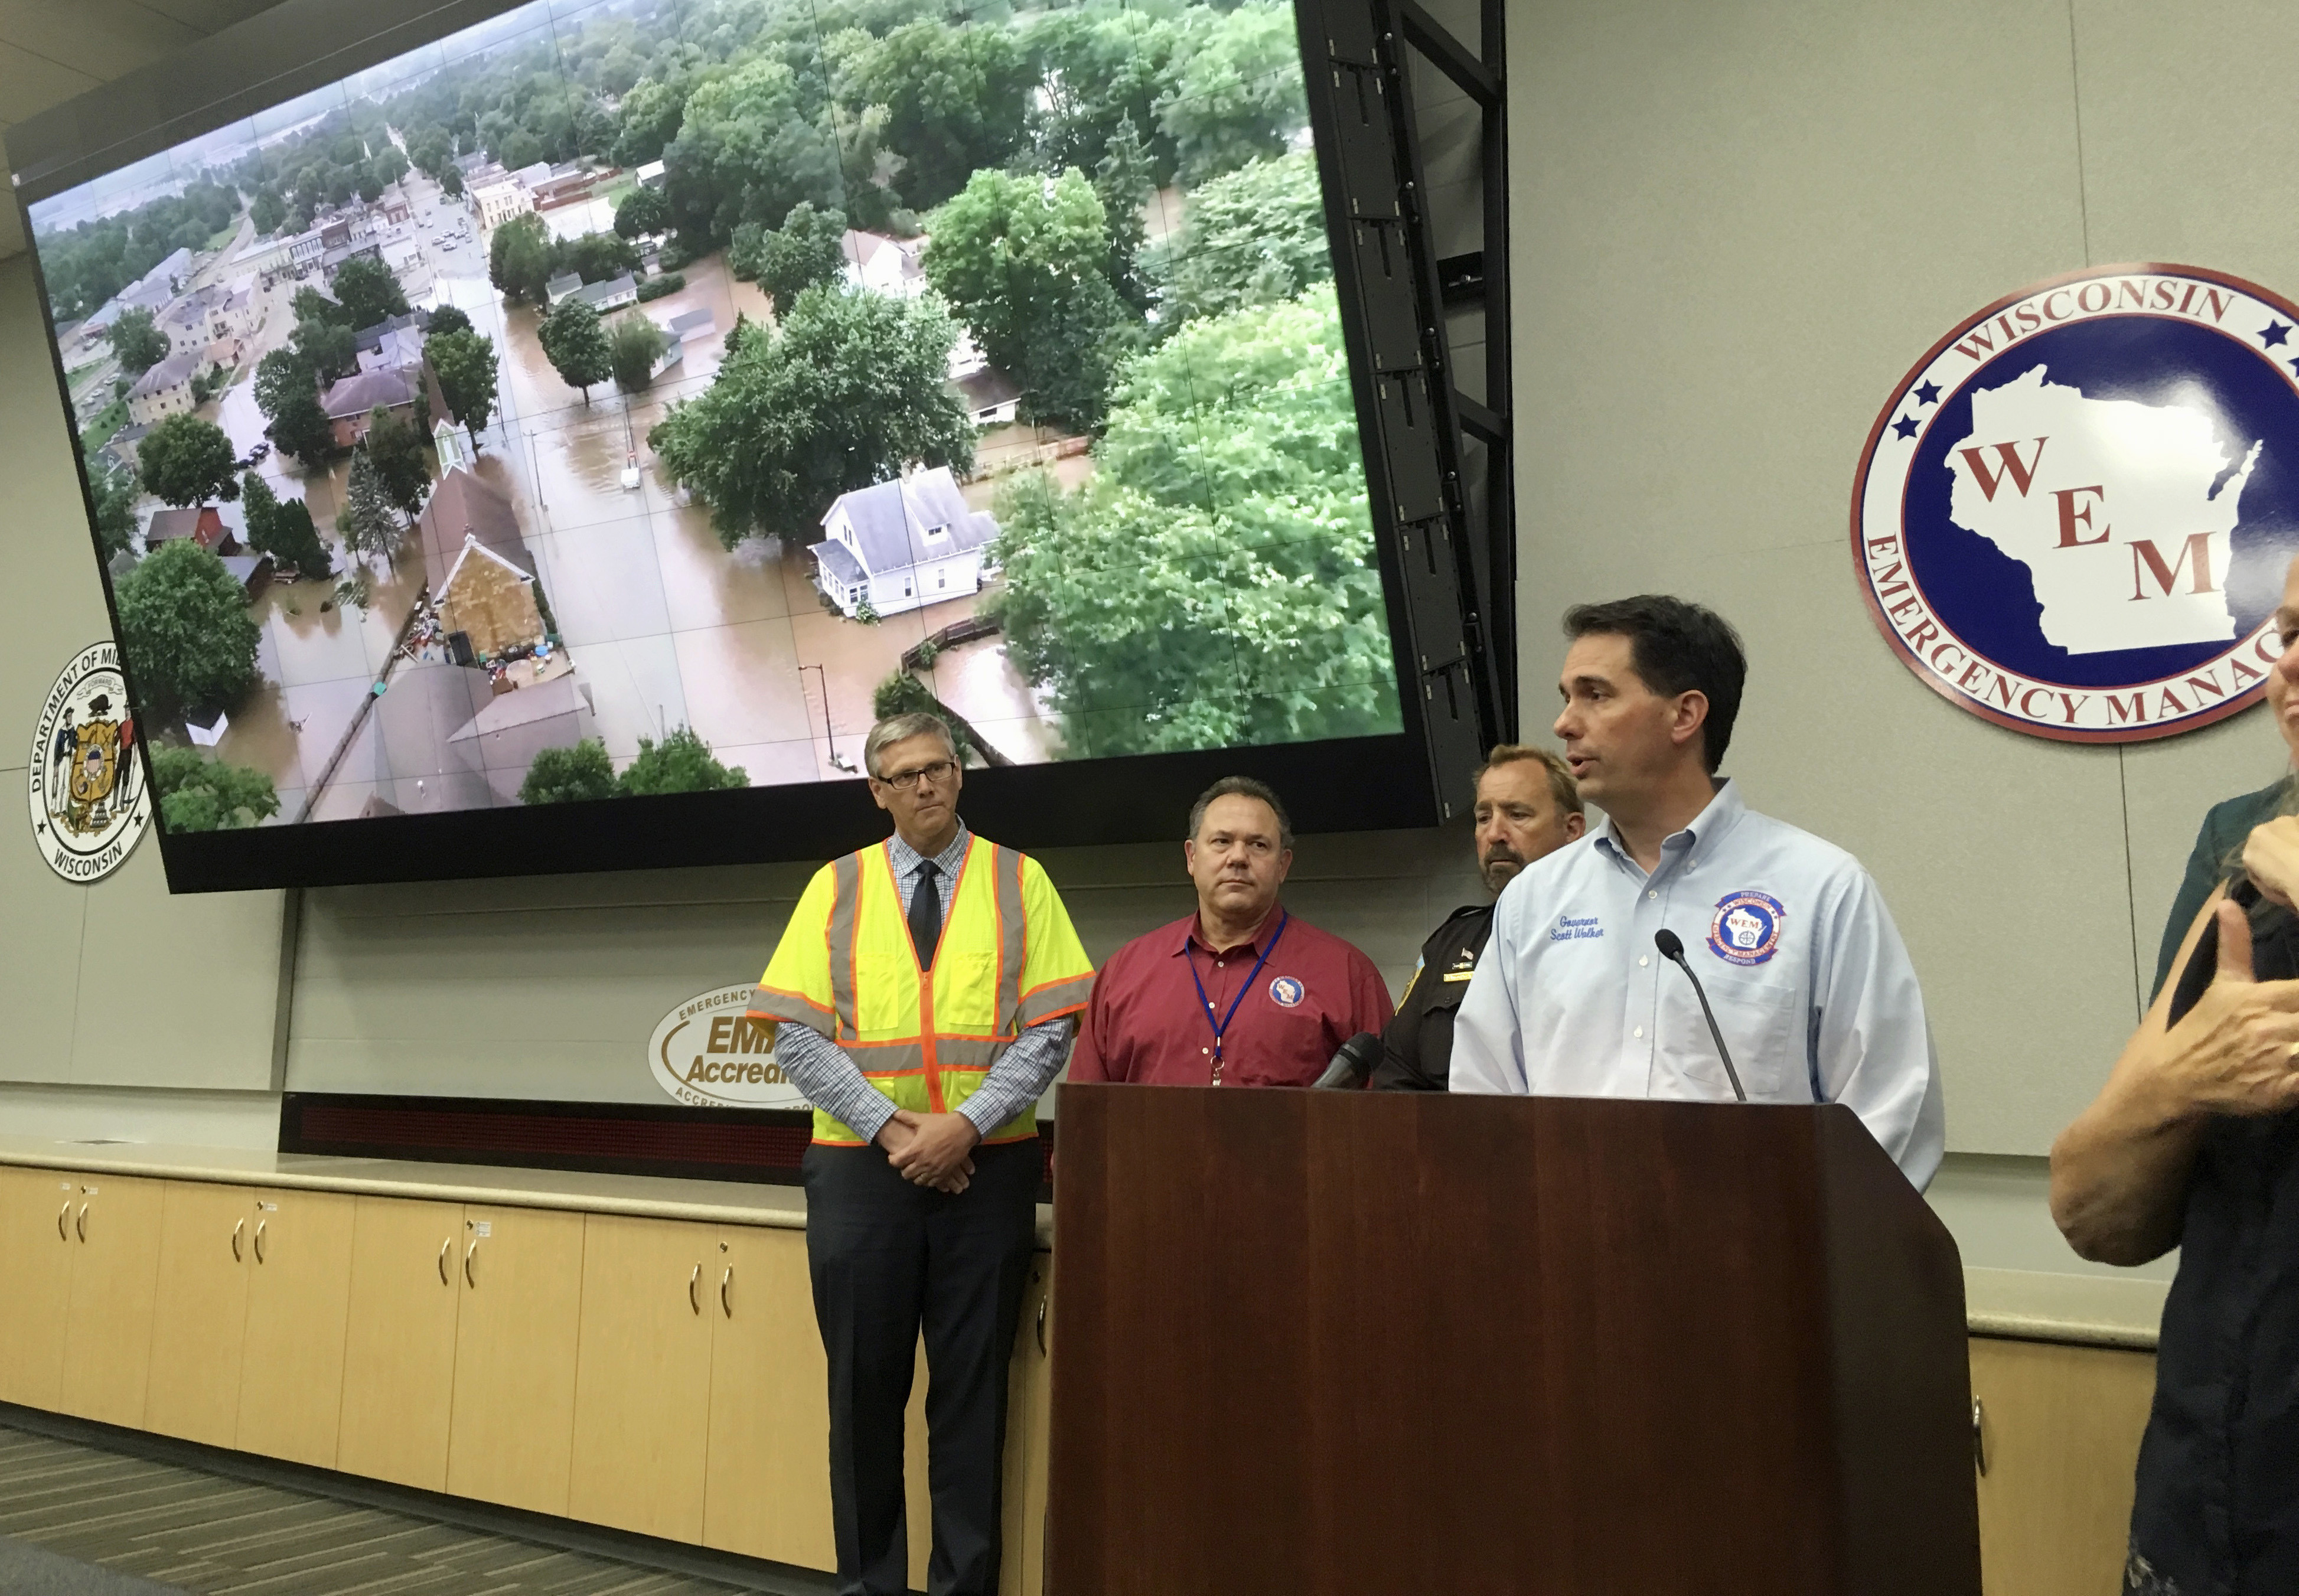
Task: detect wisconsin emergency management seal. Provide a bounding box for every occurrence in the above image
[27,643,149,884]
[1852,265,2299,742]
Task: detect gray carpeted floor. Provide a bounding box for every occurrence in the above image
[0,1534,189,1594]
[0,1422,759,1595]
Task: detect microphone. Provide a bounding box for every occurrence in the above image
[1312,1031,1382,1089]
[1653,930,1747,1103]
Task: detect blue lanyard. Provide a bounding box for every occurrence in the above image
[1188,911,1289,1073]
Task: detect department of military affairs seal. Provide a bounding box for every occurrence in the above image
[1851,264,2299,743]
[27,643,150,884]
[1707,891,1785,967]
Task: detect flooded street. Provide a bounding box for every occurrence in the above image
[151,201,1058,820]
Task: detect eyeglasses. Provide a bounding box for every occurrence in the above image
[878,759,957,790]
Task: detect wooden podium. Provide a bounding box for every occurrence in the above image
[1045,1085,1979,1595]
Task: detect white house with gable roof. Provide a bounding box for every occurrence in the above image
[809,467,997,619]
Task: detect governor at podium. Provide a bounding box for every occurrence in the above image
[1450,596,1946,1187]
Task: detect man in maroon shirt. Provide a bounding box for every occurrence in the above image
[1070,776,1395,1086]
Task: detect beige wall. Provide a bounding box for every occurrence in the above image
[14,0,2280,1290]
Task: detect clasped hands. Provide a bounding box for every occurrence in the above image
[877,1108,980,1193]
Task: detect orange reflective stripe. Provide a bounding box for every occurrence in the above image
[1017,970,1095,1026]
[747,981,832,1024]
[994,843,1027,1036]
[827,851,862,1039]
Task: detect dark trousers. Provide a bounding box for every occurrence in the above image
[803,1139,1038,1596]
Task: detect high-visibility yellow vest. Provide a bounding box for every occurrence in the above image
[746,835,1097,1145]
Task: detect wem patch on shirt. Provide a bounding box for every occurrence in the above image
[1707,891,1786,965]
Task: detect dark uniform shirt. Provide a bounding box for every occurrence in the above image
[2153,779,2287,1001]
[2134,882,2299,1594]
[1368,903,1492,1091]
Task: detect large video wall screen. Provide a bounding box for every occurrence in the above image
[17,0,1428,887]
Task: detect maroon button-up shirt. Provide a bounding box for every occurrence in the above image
[1069,908,1395,1087]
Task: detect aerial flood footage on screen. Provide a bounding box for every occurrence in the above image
[27,0,1402,828]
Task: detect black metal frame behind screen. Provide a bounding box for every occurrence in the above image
[11,0,1502,892]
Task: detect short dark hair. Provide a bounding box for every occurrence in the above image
[1562,595,1746,772]
[1188,776,1293,850]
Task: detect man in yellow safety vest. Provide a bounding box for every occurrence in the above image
[746,711,1095,1596]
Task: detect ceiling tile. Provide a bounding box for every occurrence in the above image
[0,0,196,82]
[116,0,284,35]
[0,38,100,133]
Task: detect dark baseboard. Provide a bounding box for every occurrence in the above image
[277,1092,1057,1197]
[0,1401,840,1595]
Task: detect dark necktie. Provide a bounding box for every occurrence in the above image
[908,860,943,970]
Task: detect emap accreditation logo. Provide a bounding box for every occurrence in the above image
[1853,265,2299,742]
[27,642,150,883]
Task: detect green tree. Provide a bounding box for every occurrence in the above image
[370,146,410,191]
[440,164,465,199]
[138,415,242,508]
[661,57,841,246]
[427,328,500,447]
[618,726,746,795]
[540,296,613,403]
[558,230,640,284]
[614,186,670,239]
[253,349,336,464]
[90,458,138,562]
[1156,3,1308,184]
[730,200,847,319]
[609,314,669,393]
[612,76,692,168]
[990,286,1398,757]
[520,737,618,804]
[1153,151,1331,326]
[239,471,332,577]
[489,212,555,304]
[291,318,358,383]
[501,129,544,170]
[363,406,432,524]
[924,167,1134,430]
[250,187,287,236]
[1022,7,1185,182]
[108,307,168,377]
[335,448,401,569]
[649,283,974,549]
[331,254,411,329]
[113,540,262,719]
[149,745,279,831]
[292,284,352,327]
[425,303,474,338]
[1094,114,1157,312]
[828,20,1032,212]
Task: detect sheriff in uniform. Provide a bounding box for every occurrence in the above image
[1371,745,1584,1091]
[746,713,1095,1596]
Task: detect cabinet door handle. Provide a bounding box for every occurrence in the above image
[438,1238,451,1285]
[689,1264,701,1316]
[232,1219,244,1262]
[720,1265,733,1318]
[1972,1398,1987,1476]
[464,1239,477,1288]
[1036,1295,1048,1357]
[57,1202,70,1242]
[253,1219,267,1265]
[76,1203,87,1243]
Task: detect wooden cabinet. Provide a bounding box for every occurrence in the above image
[58,1174,164,1428]
[143,1182,252,1447]
[1969,1336,2157,1596]
[337,1196,464,1491]
[1008,1256,1052,1596]
[236,1188,356,1467]
[0,1167,78,1410]
[568,1215,716,1542]
[702,1224,835,1568]
[445,1205,586,1515]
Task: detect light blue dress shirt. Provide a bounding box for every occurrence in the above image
[1449,780,1946,1188]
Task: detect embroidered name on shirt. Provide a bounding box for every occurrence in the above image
[1550,916,1605,942]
